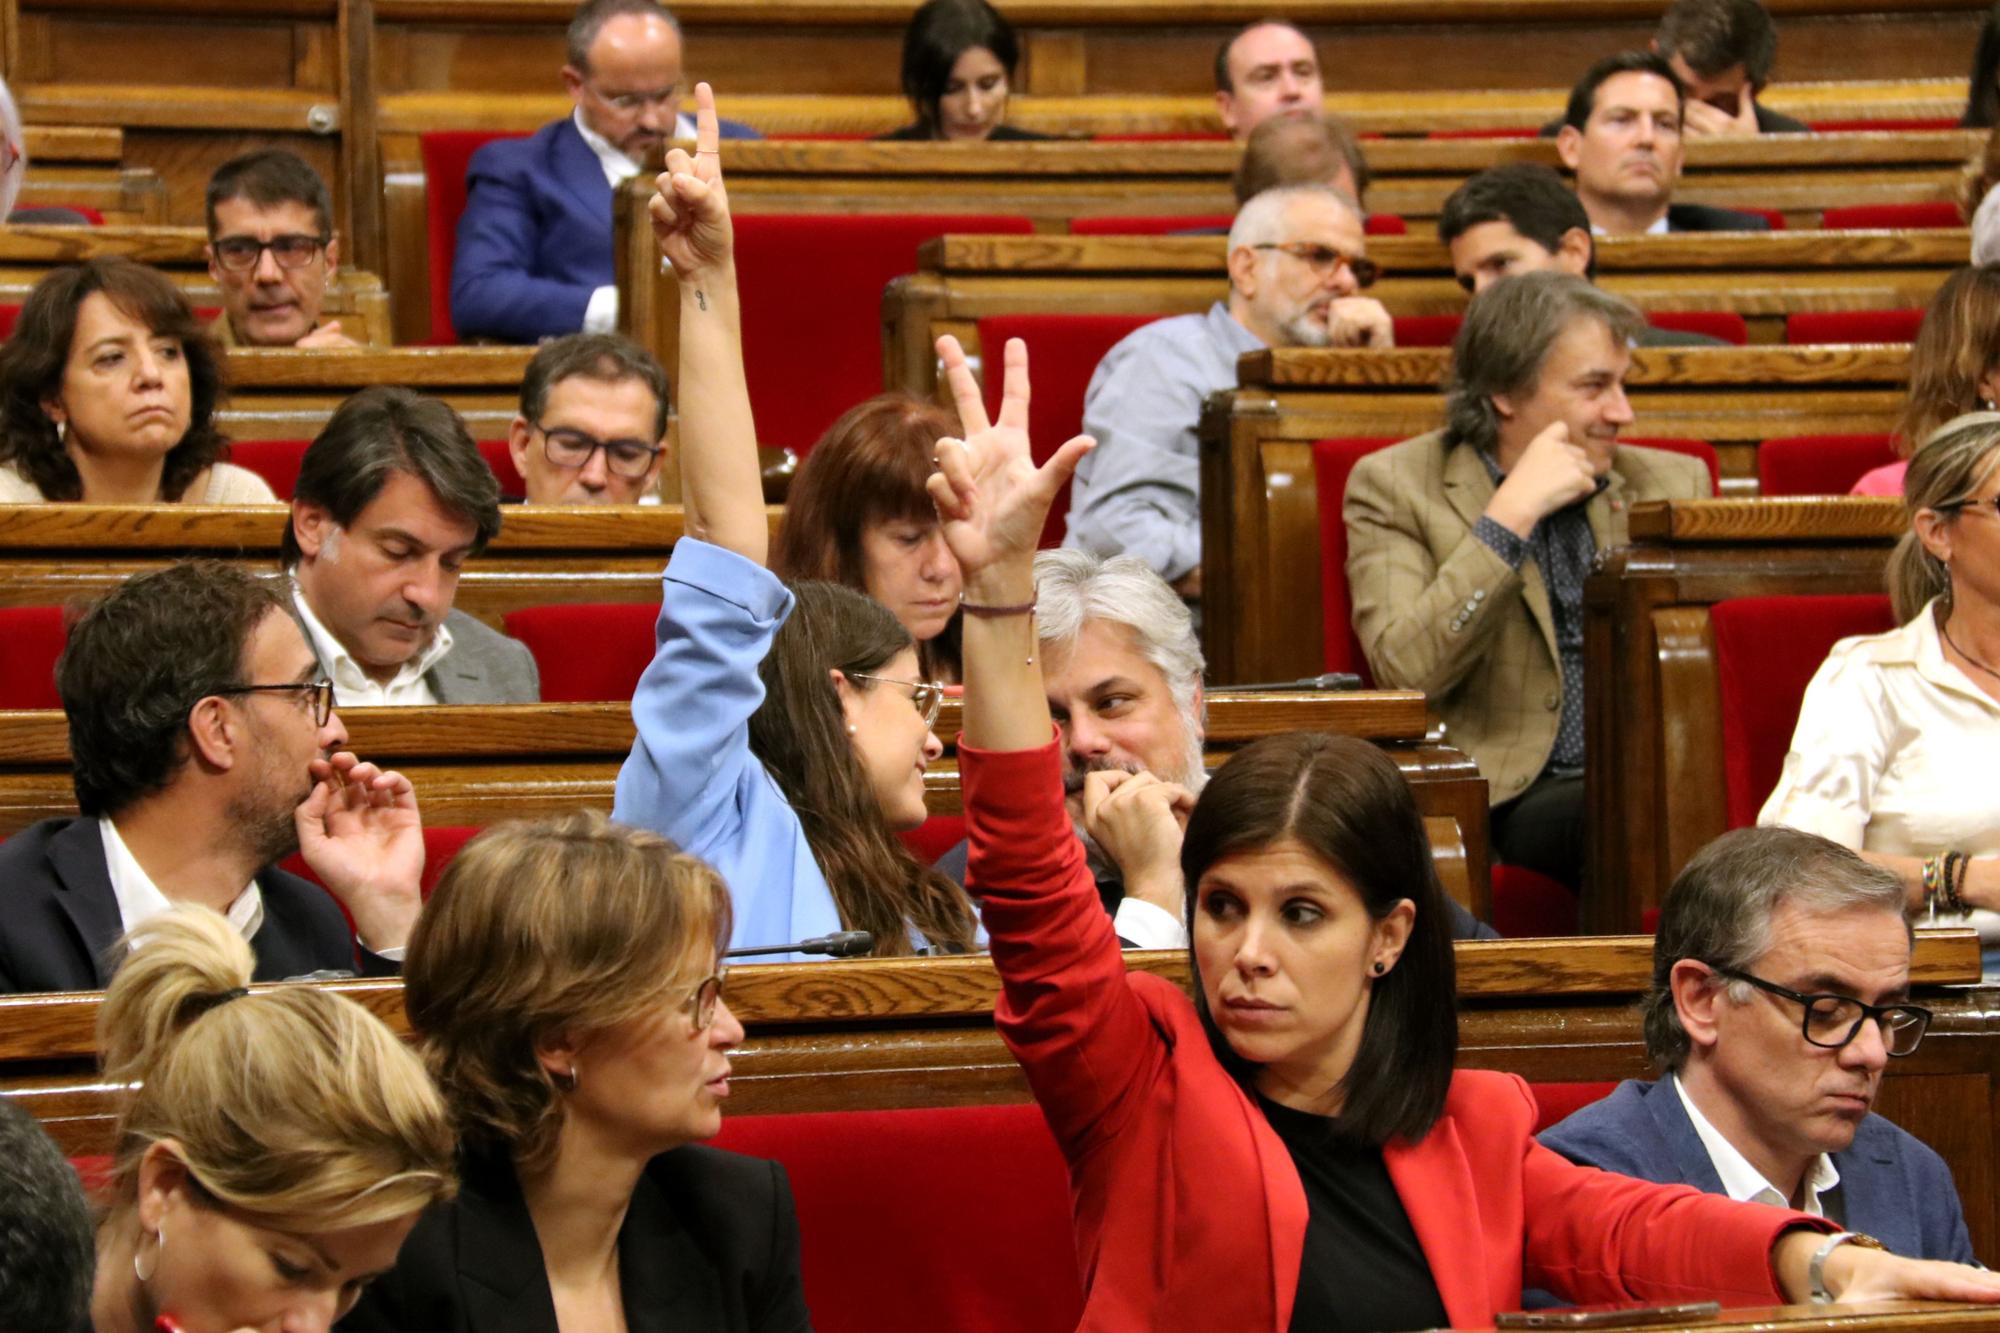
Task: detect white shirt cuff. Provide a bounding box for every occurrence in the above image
[1114,896,1188,950]
[582,284,619,334]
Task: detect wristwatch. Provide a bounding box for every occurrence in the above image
[1809,1230,1887,1303]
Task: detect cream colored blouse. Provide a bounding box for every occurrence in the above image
[0,460,277,504]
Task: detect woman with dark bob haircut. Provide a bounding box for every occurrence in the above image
[772,393,965,681]
[879,0,1052,141]
[933,332,2000,1327]
[0,256,272,503]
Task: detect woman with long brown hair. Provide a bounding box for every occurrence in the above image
[1851,264,2000,495]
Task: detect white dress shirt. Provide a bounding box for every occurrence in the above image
[292,586,453,708]
[572,107,701,333]
[101,816,262,942]
[1590,213,1671,237]
[1673,1072,1840,1214]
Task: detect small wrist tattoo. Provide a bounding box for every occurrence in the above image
[695,290,708,311]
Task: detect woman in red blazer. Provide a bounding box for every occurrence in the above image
[926,332,2000,1331]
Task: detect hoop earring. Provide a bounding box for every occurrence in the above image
[133,1219,164,1283]
[555,1063,579,1092]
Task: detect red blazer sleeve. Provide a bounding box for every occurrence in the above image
[959,737,1172,1161]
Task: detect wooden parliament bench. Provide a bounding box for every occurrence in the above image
[11,124,169,226]
[217,346,529,438]
[1584,496,1903,935]
[1196,344,1910,684]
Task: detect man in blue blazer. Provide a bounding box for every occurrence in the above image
[451,0,758,344]
[1541,826,1976,1263]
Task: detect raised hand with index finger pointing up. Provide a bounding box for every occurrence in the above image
[648,81,733,278]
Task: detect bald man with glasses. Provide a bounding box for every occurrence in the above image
[1541,825,1976,1263]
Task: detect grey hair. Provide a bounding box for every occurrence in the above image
[1888,410,2000,622]
[1443,270,1645,455]
[1644,826,1910,1072]
[1033,548,1207,786]
[1227,182,1360,254]
[567,0,679,72]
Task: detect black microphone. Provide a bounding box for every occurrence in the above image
[724,930,875,959]
[1226,672,1363,692]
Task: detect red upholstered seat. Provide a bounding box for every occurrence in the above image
[1785,309,1923,345]
[279,825,484,901]
[1491,865,1579,939]
[899,813,967,865]
[419,130,527,346]
[1529,1081,1620,1134]
[1394,314,1462,347]
[226,439,525,501]
[1624,437,1720,495]
[977,312,1165,548]
[0,606,66,709]
[503,602,662,702]
[477,439,527,497]
[1757,434,1898,496]
[1807,117,1961,133]
[1311,436,1400,680]
[1710,594,1896,829]
[737,213,1034,454]
[711,1104,1082,1333]
[1649,310,1747,345]
[1821,203,1965,229]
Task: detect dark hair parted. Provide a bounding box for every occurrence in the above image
[205,148,333,238]
[1183,733,1457,1145]
[1654,0,1778,87]
[1966,3,2000,129]
[58,559,287,818]
[749,580,978,956]
[771,392,964,680]
[1444,271,1643,454]
[1438,164,1598,280]
[0,1095,94,1333]
[567,0,678,73]
[0,257,227,502]
[521,332,671,442]
[283,385,501,566]
[1562,50,1685,132]
[1233,114,1370,209]
[899,0,1019,137]
[1212,18,1313,93]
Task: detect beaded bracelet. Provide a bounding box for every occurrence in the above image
[960,586,1039,665]
[1947,851,1972,915]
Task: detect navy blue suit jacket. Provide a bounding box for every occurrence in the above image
[450,115,757,344]
[1540,1077,1976,1263]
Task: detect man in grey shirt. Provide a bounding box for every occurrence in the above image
[1063,183,1392,596]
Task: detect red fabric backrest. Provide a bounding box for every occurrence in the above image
[898,813,968,865]
[1394,314,1462,347]
[1491,865,1579,939]
[478,439,527,497]
[737,213,1034,453]
[279,824,484,902]
[977,312,1166,548]
[1624,436,1720,495]
[502,602,662,702]
[1311,436,1399,679]
[227,439,525,500]
[1757,433,1899,497]
[1785,309,1923,345]
[419,130,527,346]
[1808,117,1962,133]
[1711,594,1896,829]
[710,1104,1082,1333]
[1649,310,1748,345]
[1364,213,1408,236]
[1820,202,1964,230]
[1529,1081,1620,1133]
[0,606,66,709]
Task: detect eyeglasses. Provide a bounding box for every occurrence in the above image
[213,678,335,727]
[210,234,329,273]
[1937,494,2000,520]
[534,422,664,480]
[587,81,679,115]
[1252,242,1379,289]
[848,672,946,727]
[682,967,728,1030]
[1713,966,1933,1057]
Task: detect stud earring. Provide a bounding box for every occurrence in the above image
[1371,960,1386,976]
[846,723,858,736]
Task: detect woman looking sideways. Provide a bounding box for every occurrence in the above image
[612,84,976,959]
[932,331,2000,1328]
[879,0,1053,142]
[1850,265,2000,496]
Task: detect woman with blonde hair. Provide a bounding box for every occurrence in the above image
[1852,265,2000,495]
[347,811,809,1331]
[88,905,454,1333]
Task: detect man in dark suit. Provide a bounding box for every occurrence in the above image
[451,0,758,344]
[1555,51,1772,236]
[1654,0,1810,136]
[1541,826,1975,1262]
[0,561,426,994]
[287,386,540,706]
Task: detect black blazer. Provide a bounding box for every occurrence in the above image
[343,1145,811,1333]
[0,816,394,994]
[1665,201,1771,231]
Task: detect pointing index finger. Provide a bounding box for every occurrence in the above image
[694,81,720,157]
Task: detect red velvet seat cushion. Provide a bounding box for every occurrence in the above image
[227,439,524,501]
[1820,202,1964,230]
[1529,1081,1620,1134]
[1808,117,1961,133]
[1624,437,1720,495]
[899,813,967,865]
[736,213,1034,454]
[1394,314,1462,347]
[976,312,1165,548]
[1311,436,1399,680]
[1710,594,1895,829]
[711,1104,1082,1333]
[1785,309,1923,345]
[1757,434,1899,497]
[419,130,528,346]
[477,439,527,497]
[0,605,66,709]
[503,602,662,702]
[1492,865,1578,939]
[1649,310,1747,345]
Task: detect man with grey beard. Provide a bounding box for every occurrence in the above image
[1064,183,1392,600]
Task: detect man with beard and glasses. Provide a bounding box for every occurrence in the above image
[937,549,1499,945]
[286,386,539,706]
[1064,183,1392,599]
[0,560,426,993]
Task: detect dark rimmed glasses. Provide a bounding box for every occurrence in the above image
[849,672,946,727]
[213,678,335,727]
[1252,241,1379,289]
[1936,494,2000,521]
[533,422,664,479]
[211,234,330,273]
[1714,966,1932,1056]
[683,967,728,1030]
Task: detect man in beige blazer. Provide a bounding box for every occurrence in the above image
[1345,272,1710,891]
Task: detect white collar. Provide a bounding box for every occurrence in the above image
[572,108,700,189]
[1672,1071,1840,1214]
[291,582,454,705]
[100,816,263,942]
[1589,212,1672,237]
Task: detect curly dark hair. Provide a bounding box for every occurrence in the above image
[0,257,227,502]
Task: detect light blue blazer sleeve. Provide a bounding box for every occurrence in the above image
[613,539,842,957]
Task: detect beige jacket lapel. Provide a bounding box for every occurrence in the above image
[1440,441,1559,665]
